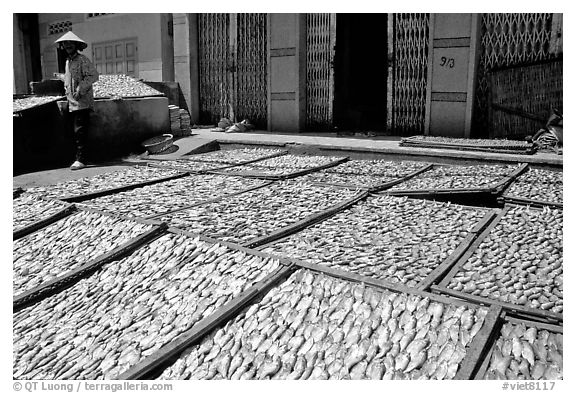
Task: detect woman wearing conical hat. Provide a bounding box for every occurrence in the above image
[55,31,99,170]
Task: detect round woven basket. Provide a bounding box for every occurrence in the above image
[142,134,174,154]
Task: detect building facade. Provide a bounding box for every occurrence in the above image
[14,13,562,138]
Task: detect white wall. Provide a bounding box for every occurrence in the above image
[38,13,164,81]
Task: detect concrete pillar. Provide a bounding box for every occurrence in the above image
[172,13,200,122]
[267,13,306,132]
[425,13,481,138]
[160,13,175,82]
[13,14,28,94]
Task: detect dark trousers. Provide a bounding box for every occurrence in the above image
[71,109,91,162]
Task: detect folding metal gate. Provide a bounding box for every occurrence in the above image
[472,13,558,135]
[390,13,430,136]
[305,14,336,131]
[198,13,267,128]
[304,13,430,135]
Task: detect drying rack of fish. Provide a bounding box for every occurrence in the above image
[185,148,288,164]
[93,74,163,99]
[153,268,495,380]
[13,194,73,234]
[500,167,563,208]
[13,232,284,380]
[13,95,64,113]
[400,135,535,155]
[25,165,185,201]
[477,316,562,380]
[387,164,526,194]
[146,159,239,173]
[259,195,490,288]
[78,174,270,218]
[214,154,349,179]
[300,160,432,191]
[156,180,364,246]
[438,205,563,315]
[13,210,155,298]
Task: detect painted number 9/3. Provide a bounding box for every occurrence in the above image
[440,56,455,68]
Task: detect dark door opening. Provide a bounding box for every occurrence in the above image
[333,14,388,134]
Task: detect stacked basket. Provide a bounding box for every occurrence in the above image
[169,105,181,136]
[179,109,191,136]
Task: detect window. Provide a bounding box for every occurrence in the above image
[48,21,72,35]
[92,39,138,77]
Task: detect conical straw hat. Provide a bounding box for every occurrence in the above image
[55,31,88,50]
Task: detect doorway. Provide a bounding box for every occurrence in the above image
[333,13,388,133]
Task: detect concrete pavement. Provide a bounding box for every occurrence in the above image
[14,129,562,189]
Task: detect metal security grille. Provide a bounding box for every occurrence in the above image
[198,13,267,128]
[198,13,231,125]
[236,13,268,129]
[473,13,556,136]
[391,13,430,136]
[305,13,336,131]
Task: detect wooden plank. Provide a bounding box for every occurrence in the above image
[13,205,77,240]
[184,150,288,166]
[492,162,529,194]
[13,224,168,312]
[367,163,435,193]
[114,264,295,380]
[417,232,477,291]
[75,205,167,228]
[418,209,498,290]
[281,156,350,180]
[504,315,563,333]
[500,195,563,209]
[242,189,369,249]
[294,259,484,310]
[474,312,563,380]
[146,181,274,219]
[473,344,496,380]
[144,161,237,173]
[209,157,350,181]
[455,304,503,380]
[166,227,295,267]
[387,187,491,196]
[431,285,563,324]
[438,207,509,288]
[306,180,370,191]
[59,171,191,202]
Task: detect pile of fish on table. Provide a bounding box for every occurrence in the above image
[25,166,181,199]
[13,194,72,232]
[446,206,563,313]
[13,210,153,296]
[158,269,488,380]
[261,196,487,287]
[158,180,362,244]
[503,167,563,204]
[301,160,430,188]
[78,174,269,218]
[93,74,162,99]
[13,234,282,380]
[13,96,62,112]
[483,321,562,380]
[388,164,520,191]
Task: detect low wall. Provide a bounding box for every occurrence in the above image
[87,96,170,159]
[14,96,169,174]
